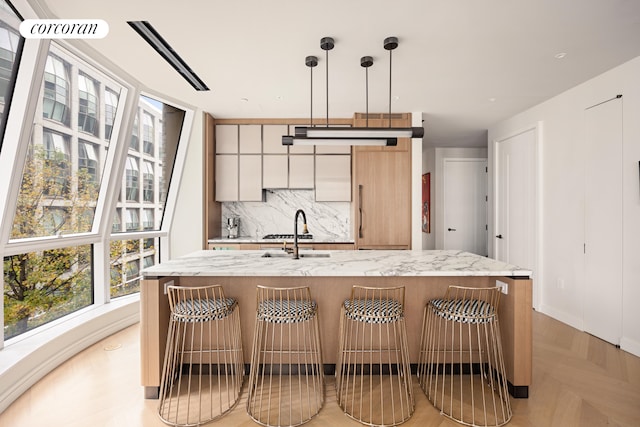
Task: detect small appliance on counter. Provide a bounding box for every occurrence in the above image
[226,217,240,239]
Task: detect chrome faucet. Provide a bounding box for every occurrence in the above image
[293,209,309,259]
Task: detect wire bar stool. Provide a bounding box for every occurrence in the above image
[335,286,414,426]
[246,286,324,427]
[417,286,512,427]
[158,284,243,426]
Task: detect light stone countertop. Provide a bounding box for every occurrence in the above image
[142,249,532,278]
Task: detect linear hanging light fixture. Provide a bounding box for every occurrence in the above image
[283,36,423,146]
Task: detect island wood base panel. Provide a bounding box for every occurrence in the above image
[141,275,532,398]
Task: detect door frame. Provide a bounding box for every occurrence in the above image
[442,157,488,256]
[492,122,542,310]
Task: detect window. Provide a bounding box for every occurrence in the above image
[125,208,139,231]
[143,161,153,202]
[125,156,139,201]
[42,55,70,125]
[130,111,139,151]
[78,74,98,135]
[143,208,154,230]
[104,88,119,140]
[0,4,23,142]
[3,244,94,340]
[142,112,154,155]
[42,130,70,197]
[78,141,98,185]
[112,208,121,233]
[143,255,154,269]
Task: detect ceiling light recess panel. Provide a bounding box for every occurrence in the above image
[127,21,209,91]
[295,126,424,139]
[282,136,397,146]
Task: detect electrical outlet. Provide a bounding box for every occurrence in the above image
[496,280,508,295]
[164,280,174,294]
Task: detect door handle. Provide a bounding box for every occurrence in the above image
[447,228,456,231]
[496,234,503,239]
[358,185,363,238]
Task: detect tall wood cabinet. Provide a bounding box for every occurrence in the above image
[352,113,412,249]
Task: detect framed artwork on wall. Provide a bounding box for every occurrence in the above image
[422,173,430,233]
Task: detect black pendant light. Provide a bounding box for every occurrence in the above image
[283,36,417,146]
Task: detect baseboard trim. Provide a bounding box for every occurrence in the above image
[620,336,640,358]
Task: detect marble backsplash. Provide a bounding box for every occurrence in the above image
[221,190,351,240]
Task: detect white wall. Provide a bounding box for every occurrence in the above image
[170,111,204,258]
[488,56,640,357]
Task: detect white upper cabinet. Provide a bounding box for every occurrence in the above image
[216,125,238,153]
[289,155,314,188]
[263,125,288,154]
[263,155,288,188]
[215,155,238,201]
[239,125,261,153]
[239,155,263,201]
[315,155,351,201]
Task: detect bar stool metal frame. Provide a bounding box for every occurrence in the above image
[335,285,414,427]
[158,284,244,427]
[247,285,324,427]
[417,286,512,427]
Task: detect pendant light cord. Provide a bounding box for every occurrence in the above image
[388,47,392,128]
[326,46,329,127]
[310,63,313,127]
[366,65,369,128]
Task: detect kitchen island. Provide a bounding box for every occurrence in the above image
[141,250,532,398]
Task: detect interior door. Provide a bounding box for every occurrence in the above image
[495,128,535,271]
[583,97,623,345]
[443,159,488,256]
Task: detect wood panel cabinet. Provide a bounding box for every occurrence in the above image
[215,154,238,201]
[239,155,263,200]
[352,113,412,249]
[263,155,288,188]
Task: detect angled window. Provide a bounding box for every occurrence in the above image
[78,73,98,135]
[112,95,184,233]
[142,112,154,155]
[0,2,23,147]
[43,55,70,125]
[9,43,123,241]
[104,88,118,140]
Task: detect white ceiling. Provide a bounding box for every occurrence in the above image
[29,0,640,147]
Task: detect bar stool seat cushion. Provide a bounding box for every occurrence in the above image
[430,298,495,324]
[173,297,237,322]
[343,298,403,324]
[258,299,317,323]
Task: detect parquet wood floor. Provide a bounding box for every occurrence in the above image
[1,310,638,426]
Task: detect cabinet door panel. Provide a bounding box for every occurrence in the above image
[289,155,314,188]
[239,125,261,153]
[239,155,263,200]
[288,124,314,154]
[354,151,410,247]
[315,155,351,201]
[263,125,289,154]
[263,155,288,188]
[216,125,238,153]
[215,154,238,201]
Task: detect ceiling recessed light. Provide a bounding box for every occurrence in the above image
[488,97,496,102]
[276,95,283,100]
[554,52,567,59]
[240,97,249,102]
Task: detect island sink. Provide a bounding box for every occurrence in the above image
[261,251,330,258]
